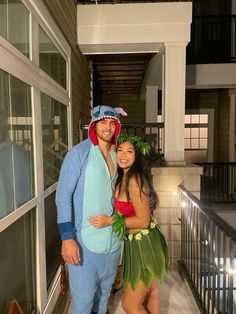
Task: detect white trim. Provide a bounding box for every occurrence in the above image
[0,198,37,233]
[22,0,70,57]
[44,183,57,198]
[0,39,70,106]
[33,87,48,312]
[43,268,61,314]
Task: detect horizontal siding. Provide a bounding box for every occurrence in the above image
[103,94,145,124]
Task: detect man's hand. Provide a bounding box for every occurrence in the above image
[62,239,80,265]
[89,215,113,228]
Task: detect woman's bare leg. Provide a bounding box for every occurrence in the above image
[145,280,160,314]
[122,282,148,314]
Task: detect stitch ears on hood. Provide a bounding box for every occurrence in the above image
[88,105,127,146]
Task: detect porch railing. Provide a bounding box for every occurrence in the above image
[196,163,236,204]
[187,15,236,64]
[178,185,236,314]
[79,122,164,160]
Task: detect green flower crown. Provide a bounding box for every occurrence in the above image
[118,133,151,156]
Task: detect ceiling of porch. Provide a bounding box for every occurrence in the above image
[77,0,192,97]
[91,53,154,96]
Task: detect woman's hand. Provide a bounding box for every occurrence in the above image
[89,215,113,228]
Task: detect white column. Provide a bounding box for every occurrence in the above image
[163,42,187,165]
[229,89,236,162]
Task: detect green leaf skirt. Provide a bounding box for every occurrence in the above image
[122,225,169,291]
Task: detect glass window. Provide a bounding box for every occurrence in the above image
[39,26,67,89]
[184,128,190,138]
[200,114,208,123]
[0,0,30,57]
[41,93,68,189]
[200,139,208,149]
[0,70,34,219]
[191,139,199,149]
[0,209,36,313]
[45,192,61,288]
[191,128,199,138]
[185,139,191,149]
[200,127,208,138]
[185,114,209,151]
[191,114,199,123]
[184,114,191,124]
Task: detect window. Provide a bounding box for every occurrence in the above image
[0,0,30,57]
[41,93,68,189]
[45,192,61,288]
[39,26,67,89]
[0,0,71,311]
[0,209,36,313]
[0,70,34,219]
[184,114,208,150]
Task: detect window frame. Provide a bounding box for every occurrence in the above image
[0,0,72,312]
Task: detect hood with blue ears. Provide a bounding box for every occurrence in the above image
[88,105,127,146]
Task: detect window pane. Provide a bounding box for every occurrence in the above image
[0,70,34,219]
[184,139,191,149]
[191,128,199,138]
[200,114,208,123]
[200,127,208,138]
[185,114,191,123]
[184,128,190,138]
[0,209,36,313]
[45,192,61,288]
[41,93,68,189]
[191,114,199,123]
[0,0,30,57]
[200,139,208,149]
[39,26,67,88]
[191,139,199,149]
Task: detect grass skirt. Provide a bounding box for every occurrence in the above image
[122,225,169,291]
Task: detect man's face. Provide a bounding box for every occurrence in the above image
[95,118,116,143]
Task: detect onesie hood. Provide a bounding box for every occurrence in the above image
[88,105,127,146]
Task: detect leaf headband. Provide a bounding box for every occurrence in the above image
[118,134,151,156]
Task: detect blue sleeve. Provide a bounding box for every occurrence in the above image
[56,147,81,240]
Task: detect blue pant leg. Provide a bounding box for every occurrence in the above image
[68,253,98,314]
[93,249,120,314]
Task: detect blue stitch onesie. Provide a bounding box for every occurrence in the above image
[56,105,127,314]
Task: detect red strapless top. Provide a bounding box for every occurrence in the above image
[114,199,135,217]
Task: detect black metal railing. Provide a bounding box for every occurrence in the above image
[79,122,165,161]
[179,185,236,314]
[187,15,236,64]
[196,163,236,203]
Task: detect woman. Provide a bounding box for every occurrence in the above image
[89,134,168,314]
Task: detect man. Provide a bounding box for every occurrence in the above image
[56,105,127,314]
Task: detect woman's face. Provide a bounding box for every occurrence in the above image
[116,141,135,170]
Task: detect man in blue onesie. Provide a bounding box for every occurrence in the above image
[56,105,127,314]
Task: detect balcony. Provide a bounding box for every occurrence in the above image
[187,15,236,64]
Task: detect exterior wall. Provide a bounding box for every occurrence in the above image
[43,0,91,144]
[102,94,145,124]
[151,166,203,269]
[218,90,230,161]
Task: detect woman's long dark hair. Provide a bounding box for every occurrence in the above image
[115,144,158,212]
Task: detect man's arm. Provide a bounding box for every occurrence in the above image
[56,148,81,264]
